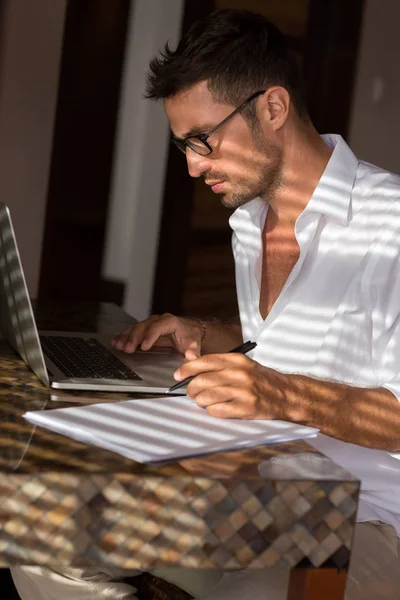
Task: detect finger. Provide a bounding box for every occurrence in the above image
[148,334,175,348]
[206,399,251,419]
[124,320,161,353]
[184,338,201,360]
[194,388,259,419]
[112,325,137,350]
[114,316,159,353]
[175,353,253,382]
[185,369,247,400]
[205,395,276,420]
[193,381,250,406]
[140,315,180,350]
[174,354,228,381]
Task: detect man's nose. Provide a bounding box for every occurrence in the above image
[186,149,211,178]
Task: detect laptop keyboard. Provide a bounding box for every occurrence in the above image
[40,336,142,381]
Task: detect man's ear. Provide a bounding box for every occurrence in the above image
[258,86,290,132]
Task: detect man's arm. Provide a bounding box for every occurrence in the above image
[175,354,400,452]
[284,375,400,452]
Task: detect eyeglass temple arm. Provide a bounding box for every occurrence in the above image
[202,90,266,139]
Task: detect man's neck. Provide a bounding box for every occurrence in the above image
[267,124,333,229]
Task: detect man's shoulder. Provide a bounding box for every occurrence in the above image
[354,160,400,222]
[357,160,400,196]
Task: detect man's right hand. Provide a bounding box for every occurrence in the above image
[111,313,204,360]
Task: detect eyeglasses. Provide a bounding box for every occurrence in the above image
[172,90,266,157]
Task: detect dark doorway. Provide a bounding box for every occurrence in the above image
[38,0,131,305]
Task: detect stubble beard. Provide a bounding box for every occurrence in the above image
[219,135,283,210]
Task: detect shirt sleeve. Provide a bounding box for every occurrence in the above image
[371,229,400,403]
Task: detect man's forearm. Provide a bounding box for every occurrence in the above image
[282,375,400,452]
[201,317,243,354]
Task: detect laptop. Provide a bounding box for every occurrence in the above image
[0,203,186,394]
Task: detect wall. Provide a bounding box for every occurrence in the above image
[102,0,184,321]
[0,0,67,296]
[349,0,400,173]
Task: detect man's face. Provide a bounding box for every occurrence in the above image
[165,81,283,209]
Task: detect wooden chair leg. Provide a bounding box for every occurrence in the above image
[287,568,348,600]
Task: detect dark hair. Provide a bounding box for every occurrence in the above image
[146,9,309,121]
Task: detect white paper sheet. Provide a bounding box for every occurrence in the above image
[24,396,319,463]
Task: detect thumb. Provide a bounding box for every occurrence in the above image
[184,339,201,361]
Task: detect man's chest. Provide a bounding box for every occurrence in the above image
[259,230,300,320]
[239,220,379,386]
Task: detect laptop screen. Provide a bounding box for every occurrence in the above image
[0,203,49,385]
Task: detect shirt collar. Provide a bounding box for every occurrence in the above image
[229,134,359,240]
[304,134,358,226]
[229,197,266,262]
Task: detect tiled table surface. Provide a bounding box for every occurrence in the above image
[0,302,359,574]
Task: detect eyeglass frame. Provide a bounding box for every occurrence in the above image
[171,89,266,156]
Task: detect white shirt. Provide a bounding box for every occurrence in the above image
[229,134,400,536]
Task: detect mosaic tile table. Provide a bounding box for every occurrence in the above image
[0,302,360,600]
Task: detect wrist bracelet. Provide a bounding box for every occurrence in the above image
[190,316,207,342]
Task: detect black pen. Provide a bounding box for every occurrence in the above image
[166,340,257,394]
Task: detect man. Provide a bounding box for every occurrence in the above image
[12,9,400,600]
